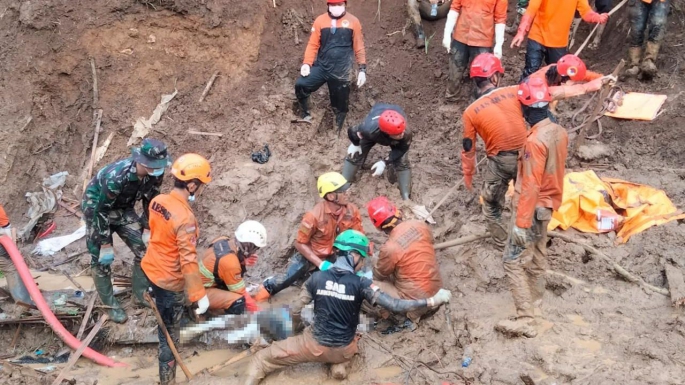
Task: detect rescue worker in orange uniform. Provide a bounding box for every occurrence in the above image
[296,0,367,133]
[141,153,212,385]
[441,0,507,99]
[495,78,568,338]
[200,221,267,315]
[365,197,444,325]
[511,0,609,80]
[0,204,33,305]
[253,172,364,301]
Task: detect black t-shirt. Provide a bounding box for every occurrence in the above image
[305,268,374,347]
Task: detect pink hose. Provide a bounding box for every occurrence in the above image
[0,235,126,367]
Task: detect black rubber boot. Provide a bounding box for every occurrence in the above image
[159,359,176,385]
[397,169,412,200]
[415,25,426,48]
[335,112,347,135]
[131,261,150,308]
[299,97,312,121]
[341,158,360,182]
[92,267,128,323]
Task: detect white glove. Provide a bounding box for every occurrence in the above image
[195,294,210,315]
[371,160,386,177]
[300,64,310,77]
[347,144,362,157]
[357,71,366,87]
[142,229,150,246]
[442,10,459,53]
[494,23,505,59]
[429,288,452,306]
[0,225,11,238]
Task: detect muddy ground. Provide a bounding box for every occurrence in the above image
[1,0,685,384]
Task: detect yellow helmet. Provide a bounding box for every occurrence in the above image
[317,172,349,198]
[171,154,212,184]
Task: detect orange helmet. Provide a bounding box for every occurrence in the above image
[556,54,587,82]
[378,110,406,136]
[171,154,212,184]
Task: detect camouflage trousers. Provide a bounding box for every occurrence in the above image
[83,207,146,271]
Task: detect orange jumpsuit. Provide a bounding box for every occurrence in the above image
[525,0,594,48]
[450,0,508,47]
[296,201,364,258]
[141,190,205,302]
[200,237,246,312]
[373,220,442,322]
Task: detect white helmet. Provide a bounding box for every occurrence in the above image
[235,220,267,248]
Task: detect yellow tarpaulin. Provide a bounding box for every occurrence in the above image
[604,92,667,121]
[549,170,685,242]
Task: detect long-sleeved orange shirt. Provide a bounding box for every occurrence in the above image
[530,64,602,85]
[0,204,9,228]
[451,0,507,47]
[303,13,366,78]
[514,118,569,228]
[525,0,594,48]
[461,86,528,177]
[141,190,205,302]
[373,220,442,299]
[296,201,364,258]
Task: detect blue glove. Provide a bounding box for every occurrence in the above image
[99,245,115,266]
[319,260,332,271]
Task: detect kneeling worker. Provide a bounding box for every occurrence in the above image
[200,220,267,315]
[246,230,452,384]
[343,103,413,200]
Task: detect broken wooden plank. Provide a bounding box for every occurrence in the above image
[76,294,98,340]
[665,265,685,307]
[188,130,223,137]
[51,314,108,385]
[198,71,219,103]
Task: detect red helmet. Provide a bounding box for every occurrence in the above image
[556,54,587,81]
[367,196,398,228]
[378,110,406,136]
[327,0,345,3]
[517,77,553,106]
[470,53,505,78]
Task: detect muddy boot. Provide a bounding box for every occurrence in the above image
[335,112,347,135]
[298,97,312,121]
[131,261,150,308]
[5,270,33,305]
[486,220,508,249]
[569,17,581,48]
[397,169,412,200]
[330,362,349,380]
[588,24,605,50]
[159,359,176,385]
[341,158,360,182]
[92,267,128,323]
[495,317,537,338]
[641,41,660,79]
[415,24,426,49]
[625,47,642,78]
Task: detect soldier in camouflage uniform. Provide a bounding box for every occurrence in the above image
[81,138,170,323]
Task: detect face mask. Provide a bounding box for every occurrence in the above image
[329,5,345,18]
[522,105,552,126]
[148,168,164,177]
[188,194,196,203]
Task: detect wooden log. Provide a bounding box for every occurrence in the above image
[425,157,487,221]
[207,349,251,374]
[198,71,219,103]
[188,130,223,137]
[76,294,98,340]
[434,233,490,251]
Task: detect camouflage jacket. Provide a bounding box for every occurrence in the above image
[82,158,163,244]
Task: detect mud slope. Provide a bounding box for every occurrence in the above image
[1,0,685,384]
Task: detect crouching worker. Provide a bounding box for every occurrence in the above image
[200,220,267,315]
[245,230,451,384]
[365,197,443,326]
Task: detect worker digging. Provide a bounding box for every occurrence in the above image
[0,0,681,384]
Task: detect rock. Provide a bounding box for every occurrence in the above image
[147,34,156,43]
[576,143,613,161]
[433,69,443,78]
[128,28,139,38]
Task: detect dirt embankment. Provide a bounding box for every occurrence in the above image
[1,0,685,384]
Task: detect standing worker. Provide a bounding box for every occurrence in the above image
[141,153,212,384]
[295,0,367,133]
[511,0,609,80]
[625,0,669,79]
[365,197,444,325]
[569,0,613,50]
[82,138,170,323]
[0,204,33,305]
[253,172,364,301]
[441,0,507,99]
[342,103,413,200]
[245,230,452,384]
[199,220,267,315]
[495,78,568,338]
[408,0,452,48]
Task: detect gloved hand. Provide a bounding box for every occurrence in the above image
[464,173,474,192]
[511,225,530,247]
[195,294,210,315]
[319,260,332,271]
[142,229,150,246]
[245,254,258,267]
[601,74,617,85]
[357,71,366,87]
[0,225,12,239]
[244,294,261,313]
[429,288,452,306]
[582,11,608,24]
[371,160,386,177]
[300,64,311,77]
[494,23,505,59]
[442,11,459,53]
[347,144,362,157]
[98,245,115,266]
[511,14,533,48]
